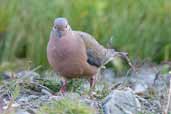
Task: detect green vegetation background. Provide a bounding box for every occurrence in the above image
[0,0,171,68]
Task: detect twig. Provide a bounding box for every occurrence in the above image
[31,65,42,72]
[117,52,136,72]
[96,51,135,79]
[3,98,14,114]
[0,96,3,114]
[164,78,171,114]
[106,36,133,68]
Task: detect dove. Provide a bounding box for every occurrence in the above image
[47,17,126,93]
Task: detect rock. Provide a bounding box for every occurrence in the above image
[136,96,162,114]
[1,72,12,80]
[0,97,3,113]
[27,95,39,101]
[16,93,50,113]
[39,95,49,102]
[99,68,115,84]
[102,89,141,114]
[131,65,157,86]
[128,64,167,96]
[3,101,20,110]
[41,89,52,96]
[134,82,148,95]
[16,71,40,82]
[16,109,31,114]
[18,96,29,103]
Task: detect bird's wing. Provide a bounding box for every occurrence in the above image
[74,31,115,67]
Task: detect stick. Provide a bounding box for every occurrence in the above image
[115,52,136,72]
[164,78,171,114]
[3,98,14,114]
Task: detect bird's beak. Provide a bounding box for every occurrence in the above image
[52,27,62,38]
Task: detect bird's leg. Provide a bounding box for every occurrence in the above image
[89,75,97,98]
[59,79,67,94]
[49,79,67,99]
[90,75,96,90]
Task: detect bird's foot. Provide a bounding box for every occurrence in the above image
[90,75,96,89]
[58,80,67,96]
[59,86,66,95]
[88,91,97,99]
[89,75,96,98]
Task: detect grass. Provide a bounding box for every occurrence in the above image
[37,97,96,114]
[0,0,171,68]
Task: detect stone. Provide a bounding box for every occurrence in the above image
[99,68,115,84]
[102,89,141,114]
[16,109,31,114]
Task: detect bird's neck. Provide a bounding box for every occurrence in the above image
[52,30,67,39]
[51,28,73,39]
[56,30,63,38]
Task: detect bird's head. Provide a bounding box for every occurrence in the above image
[53,17,69,31]
[52,17,71,37]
